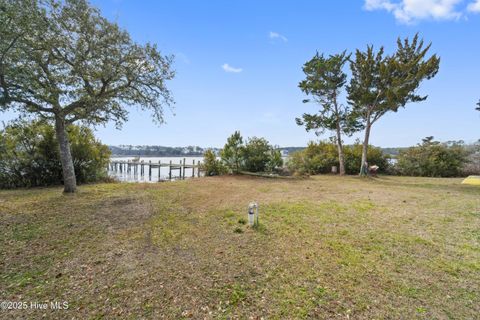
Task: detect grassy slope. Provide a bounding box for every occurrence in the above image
[0,176,479,319]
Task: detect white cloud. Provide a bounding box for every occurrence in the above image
[468,0,480,12]
[364,0,464,23]
[222,63,242,73]
[269,31,288,42]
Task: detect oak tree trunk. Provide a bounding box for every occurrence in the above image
[54,115,77,193]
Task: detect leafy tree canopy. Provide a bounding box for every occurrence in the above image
[0,0,175,126]
[0,0,175,192]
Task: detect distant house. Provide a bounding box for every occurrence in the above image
[280,149,289,157]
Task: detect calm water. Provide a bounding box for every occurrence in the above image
[109,155,289,183]
[108,156,204,182]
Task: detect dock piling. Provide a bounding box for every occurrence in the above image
[149,160,152,181]
[182,158,186,180]
[108,158,202,182]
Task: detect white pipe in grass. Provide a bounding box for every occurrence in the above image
[248,202,259,227]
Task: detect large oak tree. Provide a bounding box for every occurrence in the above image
[0,0,174,192]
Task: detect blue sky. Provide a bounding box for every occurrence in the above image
[3,0,480,147]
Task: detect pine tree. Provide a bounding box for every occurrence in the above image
[347,34,440,175]
[297,51,360,175]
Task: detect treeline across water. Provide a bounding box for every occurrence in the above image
[108,145,306,157]
[108,145,431,158]
[109,143,479,159]
[109,145,220,157]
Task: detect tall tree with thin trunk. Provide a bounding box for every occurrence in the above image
[0,0,175,192]
[347,34,440,175]
[297,51,360,175]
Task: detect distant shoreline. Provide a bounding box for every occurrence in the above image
[110,154,204,158]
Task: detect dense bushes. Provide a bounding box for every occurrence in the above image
[220,132,283,174]
[395,137,470,177]
[203,131,283,176]
[201,149,226,176]
[0,120,111,188]
[286,141,337,175]
[343,143,389,174]
[241,137,283,173]
[287,141,389,175]
[463,152,480,176]
[287,138,475,177]
[207,134,476,178]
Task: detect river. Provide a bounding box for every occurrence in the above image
[108,156,204,182]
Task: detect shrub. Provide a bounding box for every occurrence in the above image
[266,148,284,173]
[0,120,111,188]
[242,137,276,172]
[201,149,226,176]
[287,141,337,175]
[218,132,283,174]
[463,152,480,176]
[68,126,112,183]
[461,141,480,176]
[287,141,389,175]
[343,143,390,174]
[395,137,469,177]
[220,131,244,173]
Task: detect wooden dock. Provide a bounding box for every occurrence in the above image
[108,158,203,181]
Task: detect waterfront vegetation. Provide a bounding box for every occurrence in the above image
[0,121,111,189]
[1,1,480,318]
[287,141,390,176]
[201,131,283,176]
[1,175,479,319]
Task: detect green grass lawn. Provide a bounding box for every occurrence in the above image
[1,175,479,319]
